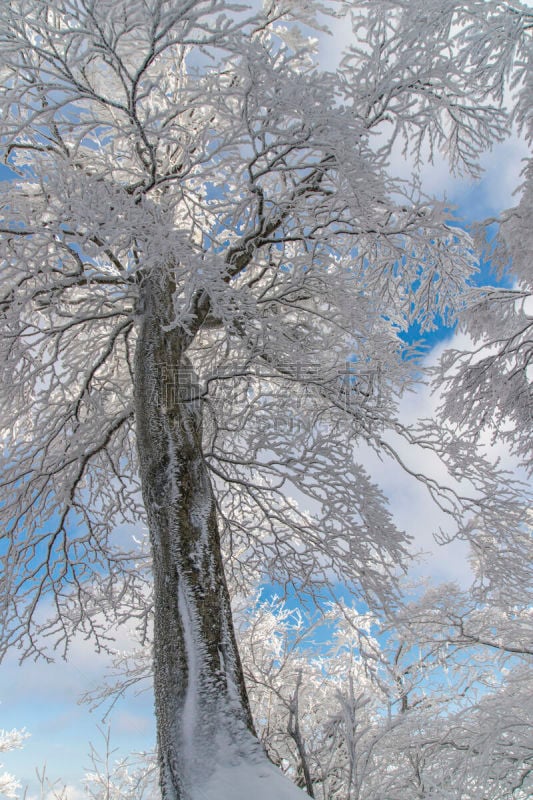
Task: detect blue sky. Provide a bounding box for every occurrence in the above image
[1,11,531,798]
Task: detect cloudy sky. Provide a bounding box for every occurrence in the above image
[1,4,531,796]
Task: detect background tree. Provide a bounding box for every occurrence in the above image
[0,1,531,799]
[83,571,533,800]
[234,579,533,799]
[0,724,27,800]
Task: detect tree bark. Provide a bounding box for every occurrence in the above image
[134,266,256,800]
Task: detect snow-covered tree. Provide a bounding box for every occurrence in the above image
[0,1,531,798]
[435,158,533,476]
[0,725,27,800]
[430,0,533,476]
[83,727,158,800]
[85,577,532,799]
[235,583,533,799]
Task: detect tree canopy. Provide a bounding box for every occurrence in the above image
[0,1,531,798]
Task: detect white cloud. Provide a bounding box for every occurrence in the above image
[353,438,474,587]
[26,787,86,800]
[55,785,86,800]
[353,326,527,588]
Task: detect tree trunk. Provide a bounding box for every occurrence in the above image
[134,266,256,800]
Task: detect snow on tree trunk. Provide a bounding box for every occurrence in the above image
[134,265,256,800]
